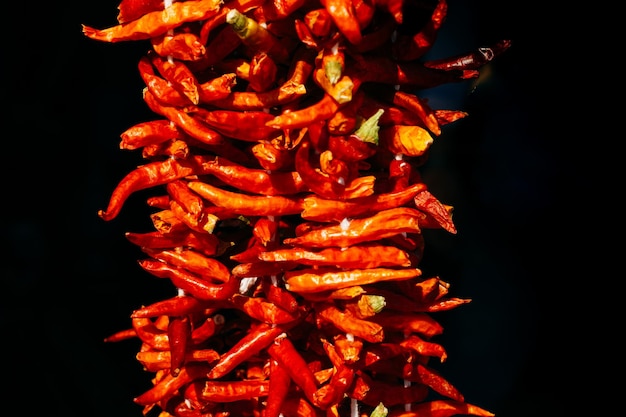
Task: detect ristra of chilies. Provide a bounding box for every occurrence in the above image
[84,0,510,415]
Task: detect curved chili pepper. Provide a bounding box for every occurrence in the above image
[266,93,341,129]
[143,247,231,282]
[301,182,427,222]
[131,316,170,350]
[142,89,225,145]
[83,0,223,42]
[368,310,443,338]
[267,333,319,405]
[131,295,210,318]
[264,358,292,417]
[353,55,478,88]
[150,51,201,105]
[228,293,301,324]
[151,31,207,61]
[207,322,286,379]
[392,0,448,62]
[191,108,282,142]
[187,180,305,216]
[138,259,237,301]
[285,207,426,248]
[316,302,384,343]
[284,267,422,294]
[134,362,212,406]
[226,8,290,64]
[259,243,413,268]
[136,348,220,373]
[167,315,192,376]
[195,155,308,195]
[386,399,495,417]
[138,56,194,107]
[414,189,457,233]
[119,119,185,150]
[350,370,429,407]
[125,229,223,257]
[319,0,362,45]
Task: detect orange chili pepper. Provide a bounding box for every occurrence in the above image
[301,182,427,222]
[393,0,448,62]
[125,229,223,257]
[167,315,192,376]
[142,247,231,282]
[267,333,319,405]
[188,180,305,216]
[316,302,384,343]
[319,0,362,45]
[284,267,422,293]
[83,0,223,42]
[143,89,225,145]
[386,399,495,417]
[259,243,413,268]
[207,322,286,379]
[131,295,210,319]
[265,358,291,417]
[138,259,238,301]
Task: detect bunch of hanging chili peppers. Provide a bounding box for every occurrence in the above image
[84,0,510,415]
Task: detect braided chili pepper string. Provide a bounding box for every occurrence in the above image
[84,0,510,415]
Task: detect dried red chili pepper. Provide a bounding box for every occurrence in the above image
[167,315,192,376]
[138,259,238,301]
[207,322,286,379]
[131,295,210,319]
[267,333,319,405]
[315,302,384,343]
[392,0,448,62]
[188,180,305,216]
[83,0,223,42]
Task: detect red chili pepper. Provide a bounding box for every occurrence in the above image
[264,358,292,417]
[125,229,223,257]
[119,119,184,151]
[316,302,384,343]
[267,333,319,405]
[133,362,212,406]
[301,182,427,222]
[425,39,512,71]
[83,0,223,42]
[201,379,270,402]
[138,259,238,301]
[151,31,206,61]
[228,293,301,324]
[187,180,305,216]
[167,315,192,376]
[319,0,362,45]
[142,89,225,145]
[284,267,422,294]
[149,51,201,105]
[368,310,444,338]
[207,322,286,379]
[143,247,231,283]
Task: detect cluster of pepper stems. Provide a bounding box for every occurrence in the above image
[84,0,509,416]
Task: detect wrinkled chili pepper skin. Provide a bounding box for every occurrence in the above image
[87,0,507,415]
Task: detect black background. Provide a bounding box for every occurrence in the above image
[4,1,585,416]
